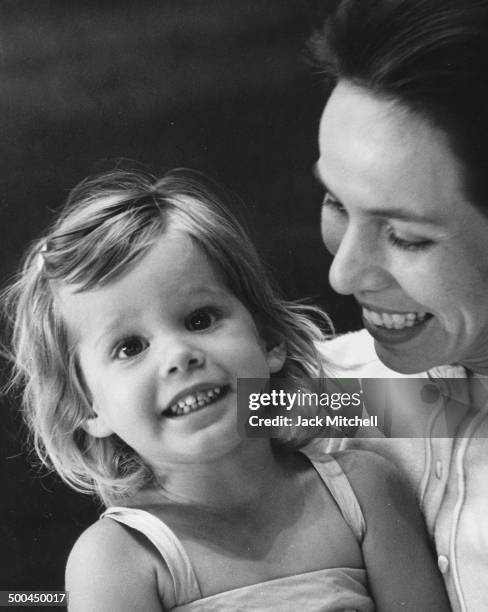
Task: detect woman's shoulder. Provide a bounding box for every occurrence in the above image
[316,330,383,376]
[317,329,375,360]
[316,329,421,377]
[66,515,173,611]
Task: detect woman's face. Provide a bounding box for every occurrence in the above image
[317,81,488,374]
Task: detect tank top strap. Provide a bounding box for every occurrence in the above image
[311,457,366,542]
[101,506,201,604]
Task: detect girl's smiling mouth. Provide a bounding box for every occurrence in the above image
[162,384,230,418]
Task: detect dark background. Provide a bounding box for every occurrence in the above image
[0,0,360,594]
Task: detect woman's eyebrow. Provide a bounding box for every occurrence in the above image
[367,207,440,223]
[313,163,441,225]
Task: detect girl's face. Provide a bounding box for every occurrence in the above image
[56,230,285,471]
[317,81,488,374]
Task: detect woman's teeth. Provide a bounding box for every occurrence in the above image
[164,386,224,418]
[363,308,430,329]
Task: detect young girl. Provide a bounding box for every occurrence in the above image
[3,169,449,611]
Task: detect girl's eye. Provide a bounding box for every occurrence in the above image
[113,337,148,360]
[186,307,219,332]
[386,227,434,252]
[322,191,347,215]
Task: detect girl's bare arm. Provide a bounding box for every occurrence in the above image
[65,518,171,612]
[337,450,452,612]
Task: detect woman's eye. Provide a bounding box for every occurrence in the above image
[113,337,148,360]
[386,227,433,252]
[186,308,219,331]
[322,192,347,215]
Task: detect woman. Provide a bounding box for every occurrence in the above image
[308,1,488,611]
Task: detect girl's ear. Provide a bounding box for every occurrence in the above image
[81,405,114,438]
[266,339,287,374]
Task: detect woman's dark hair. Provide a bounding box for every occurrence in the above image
[310,0,488,214]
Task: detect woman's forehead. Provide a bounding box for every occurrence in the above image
[317,81,469,223]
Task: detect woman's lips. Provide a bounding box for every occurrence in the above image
[361,307,434,345]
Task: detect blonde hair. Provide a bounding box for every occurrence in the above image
[3,169,332,505]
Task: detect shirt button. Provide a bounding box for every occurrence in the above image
[438,555,449,574]
[435,460,443,479]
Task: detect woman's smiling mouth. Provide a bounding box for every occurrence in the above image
[361,306,434,345]
[162,385,229,418]
[362,307,432,329]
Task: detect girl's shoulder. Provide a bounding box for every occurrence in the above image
[330,453,451,610]
[66,514,173,611]
[331,449,412,523]
[332,447,400,477]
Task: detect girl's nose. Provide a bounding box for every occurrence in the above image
[328,226,391,296]
[160,339,205,377]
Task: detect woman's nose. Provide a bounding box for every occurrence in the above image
[328,226,391,296]
[160,338,205,377]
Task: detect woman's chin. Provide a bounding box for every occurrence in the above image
[373,337,440,375]
[366,315,454,374]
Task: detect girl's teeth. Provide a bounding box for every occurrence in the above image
[165,386,224,417]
